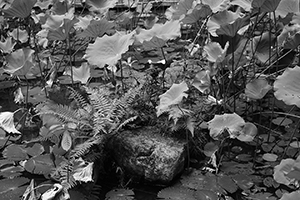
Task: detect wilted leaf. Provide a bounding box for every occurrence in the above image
[274,66,300,108]
[245,77,272,99]
[203,42,229,63]
[21,179,37,200]
[135,20,181,43]
[0,111,21,134]
[208,113,245,140]
[64,62,91,84]
[156,81,189,116]
[262,153,278,162]
[85,31,134,68]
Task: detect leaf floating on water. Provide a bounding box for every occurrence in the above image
[262,153,278,162]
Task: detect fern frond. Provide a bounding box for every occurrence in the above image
[70,134,105,159]
[110,116,137,134]
[38,104,92,128]
[67,86,92,113]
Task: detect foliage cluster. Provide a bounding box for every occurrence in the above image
[1,0,300,199]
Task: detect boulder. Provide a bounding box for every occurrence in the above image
[107,126,187,183]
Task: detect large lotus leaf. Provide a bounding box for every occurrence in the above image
[3,144,28,161]
[231,0,252,12]
[252,0,281,12]
[3,0,36,18]
[182,4,212,24]
[0,111,21,134]
[156,81,189,116]
[48,18,79,41]
[245,77,272,99]
[157,186,196,200]
[35,0,53,10]
[165,0,194,20]
[280,191,300,200]
[64,62,91,84]
[85,31,134,68]
[207,10,240,37]
[135,20,181,43]
[274,66,300,108]
[4,48,34,75]
[202,0,230,13]
[0,37,15,53]
[275,0,299,18]
[216,17,249,37]
[208,113,245,140]
[203,41,229,63]
[77,18,115,38]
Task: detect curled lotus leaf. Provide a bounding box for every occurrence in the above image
[245,77,272,100]
[208,113,245,140]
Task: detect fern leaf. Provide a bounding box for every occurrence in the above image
[67,86,92,113]
[70,134,105,158]
[38,104,92,129]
